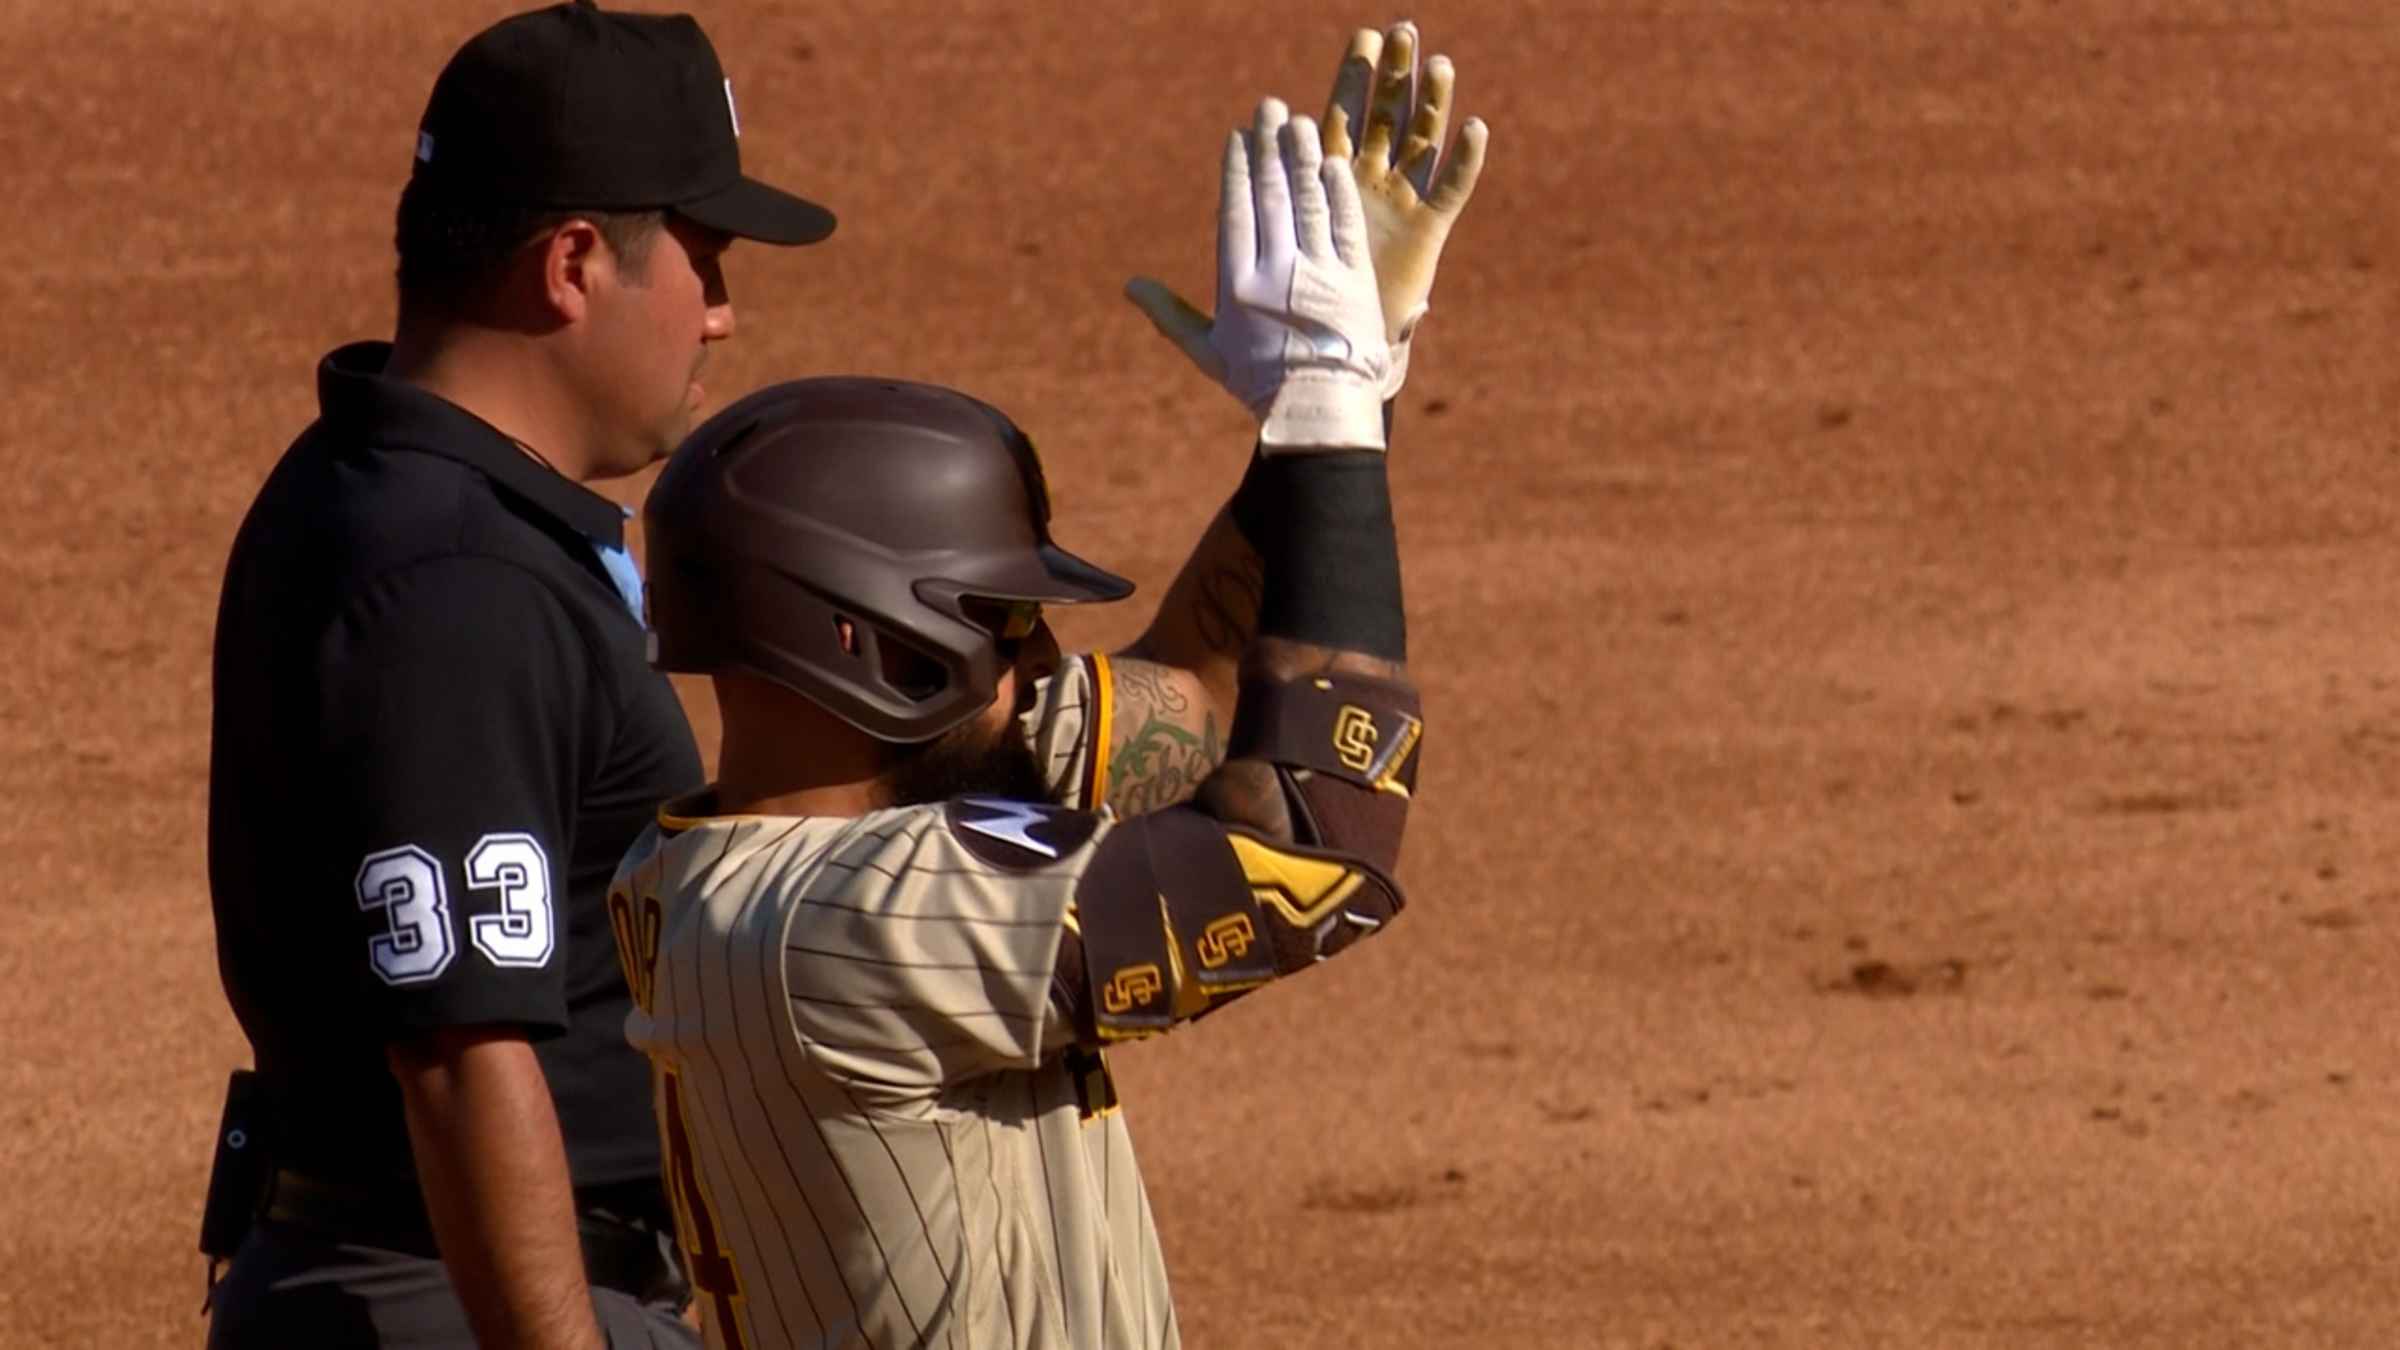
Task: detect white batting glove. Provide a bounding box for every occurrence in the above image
[1126,98,1391,453]
[1323,21,1490,399]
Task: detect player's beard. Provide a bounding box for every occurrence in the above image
[883,714,1060,808]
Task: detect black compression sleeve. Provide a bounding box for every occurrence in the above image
[1226,448,1407,661]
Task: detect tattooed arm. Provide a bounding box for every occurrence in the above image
[1101,660,1225,819]
[1120,510,1263,705]
[1098,510,1263,818]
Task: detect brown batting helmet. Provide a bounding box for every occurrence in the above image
[643,377,1134,741]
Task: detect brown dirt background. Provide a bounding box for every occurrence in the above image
[6,1,2399,1345]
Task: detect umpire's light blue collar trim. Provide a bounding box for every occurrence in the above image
[594,507,646,623]
[315,340,629,548]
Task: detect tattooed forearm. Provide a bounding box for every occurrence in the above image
[1190,552,1264,657]
[1103,659,1231,817]
[1119,512,1260,723]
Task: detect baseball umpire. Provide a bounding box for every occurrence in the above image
[201,4,834,1346]
[604,83,1484,1349]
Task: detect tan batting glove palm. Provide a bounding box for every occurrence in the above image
[1323,21,1490,399]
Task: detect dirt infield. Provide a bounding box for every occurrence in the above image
[7,1,2400,1345]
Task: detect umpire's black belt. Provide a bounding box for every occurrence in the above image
[260,1168,689,1306]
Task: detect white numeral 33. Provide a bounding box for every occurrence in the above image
[355,833,555,985]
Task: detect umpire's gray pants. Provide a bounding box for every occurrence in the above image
[206,1219,699,1349]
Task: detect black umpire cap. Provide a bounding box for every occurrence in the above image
[411,0,836,245]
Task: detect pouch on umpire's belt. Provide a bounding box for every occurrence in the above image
[198,1069,270,1263]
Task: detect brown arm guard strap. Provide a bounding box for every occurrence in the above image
[1051,810,1405,1043]
[1226,673,1423,874]
[1228,674,1424,794]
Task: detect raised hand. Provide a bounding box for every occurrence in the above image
[1323,21,1489,398]
[1127,98,1391,453]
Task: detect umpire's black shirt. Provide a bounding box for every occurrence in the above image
[210,341,700,1198]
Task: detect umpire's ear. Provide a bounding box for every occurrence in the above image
[534,218,609,325]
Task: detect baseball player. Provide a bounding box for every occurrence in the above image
[607,68,1486,1350]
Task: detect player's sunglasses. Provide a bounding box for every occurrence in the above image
[960,598,1043,661]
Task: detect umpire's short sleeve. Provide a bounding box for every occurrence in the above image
[316,555,591,1040]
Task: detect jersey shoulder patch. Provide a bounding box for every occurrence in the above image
[943,796,1102,870]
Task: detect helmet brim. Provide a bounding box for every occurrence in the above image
[957,543,1134,607]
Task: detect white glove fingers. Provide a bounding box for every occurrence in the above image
[1424,115,1489,218]
[1322,27,1381,165]
[1283,115,1336,260]
[1216,128,1255,299]
[1163,99,1392,449]
[1321,154,1370,271]
[1248,97,1297,266]
[1399,54,1456,199]
[1358,20,1418,168]
[1123,278,1228,384]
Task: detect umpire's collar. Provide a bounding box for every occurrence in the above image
[316,340,628,548]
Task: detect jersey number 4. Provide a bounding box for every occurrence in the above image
[354,834,556,985]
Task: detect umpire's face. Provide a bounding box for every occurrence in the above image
[580,214,737,475]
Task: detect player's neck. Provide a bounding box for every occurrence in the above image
[713,677,892,818]
[715,750,886,819]
[386,319,605,483]
[718,780,884,819]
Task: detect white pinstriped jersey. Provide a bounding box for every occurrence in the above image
[609,655,1182,1350]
